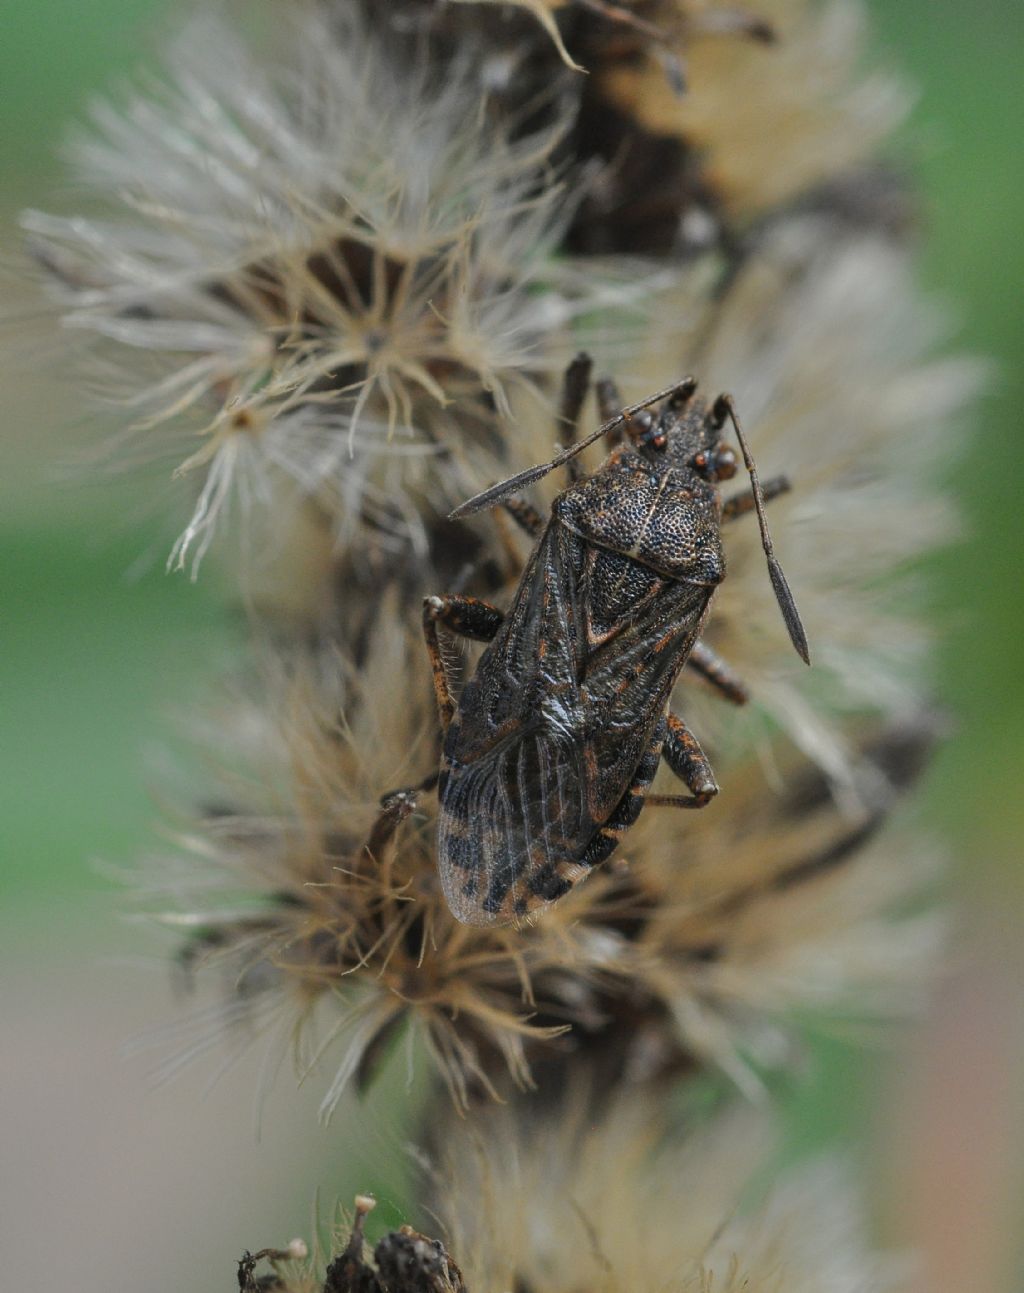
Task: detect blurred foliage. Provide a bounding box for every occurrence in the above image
[870,2,1024,893]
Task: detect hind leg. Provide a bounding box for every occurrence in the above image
[579,710,720,869]
[646,711,719,808]
[685,640,749,706]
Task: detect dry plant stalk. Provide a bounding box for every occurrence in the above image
[21,0,980,1288]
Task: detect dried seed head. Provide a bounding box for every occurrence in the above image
[596,0,913,217]
[121,58,971,1107]
[23,10,632,575]
[133,621,573,1115]
[430,1092,908,1293]
[657,213,979,790]
[312,1195,466,1293]
[238,1240,314,1293]
[134,613,941,1111]
[16,0,980,1288]
[256,1103,907,1293]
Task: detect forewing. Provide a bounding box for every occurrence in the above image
[438,726,592,925]
[438,522,596,925]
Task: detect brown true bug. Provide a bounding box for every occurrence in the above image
[420,354,808,927]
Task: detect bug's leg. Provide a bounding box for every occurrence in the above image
[502,496,545,537]
[422,594,505,735]
[721,474,790,521]
[646,711,719,808]
[558,352,593,483]
[687,5,776,42]
[381,595,506,806]
[491,369,577,565]
[685,640,749,706]
[365,785,419,858]
[425,593,505,642]
[596,376,625,444]
[489,501,539,582]
[578,723,666,869]
[379,771,439,808]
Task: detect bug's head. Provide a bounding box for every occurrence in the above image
[447,368,810,668]
[627,393,737,484]
[630,389,809,666]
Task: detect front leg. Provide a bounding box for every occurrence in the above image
[382,594,505,808]
[596,375,624,444]
[422,594,505,736]
[557,352,593,483]
[502,496,545,537]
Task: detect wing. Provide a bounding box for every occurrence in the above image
[437,724,593,925]
[438,520,593,925]
[437,522,714,926]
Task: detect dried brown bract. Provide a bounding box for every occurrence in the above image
[315,1197,466,1293]
[141,618,941,1110]
[239,1240,310,1293]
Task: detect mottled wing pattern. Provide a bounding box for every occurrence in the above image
[437,520,714,925]
[437,724,592,925]
[437,521,590,924]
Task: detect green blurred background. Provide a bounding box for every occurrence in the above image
[2,2,1022,1289]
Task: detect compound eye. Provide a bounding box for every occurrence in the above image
[629,409,667,450]
[714,445,738,481]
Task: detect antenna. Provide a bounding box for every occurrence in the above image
[449,376,698,520]
[713,394,810,665]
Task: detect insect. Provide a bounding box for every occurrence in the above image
[420,354,809,927]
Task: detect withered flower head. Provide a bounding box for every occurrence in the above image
[96,0,977,1133]
[22,0,982,1284]
[431,1093,910,1292]
[275,1097,907,1293]
[592,0,912,217]
[22,9,634,574]
[137,618,940,1113]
